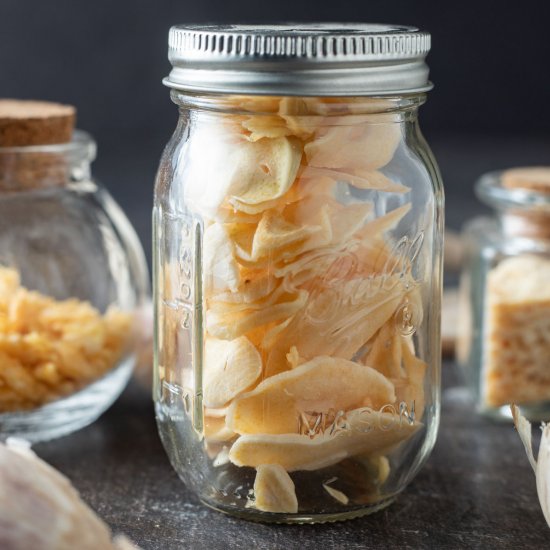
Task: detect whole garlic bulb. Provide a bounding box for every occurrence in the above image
[0,439,138,550]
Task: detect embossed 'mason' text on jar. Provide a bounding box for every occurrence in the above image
[153,24,444,524]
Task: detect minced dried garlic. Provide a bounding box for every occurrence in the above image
[484,255,550,407]
[0,267,132,412]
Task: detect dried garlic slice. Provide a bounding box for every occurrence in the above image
[323,483,349,505]
[304,122,400,172]
[228,137,302,207]
[264,275,411,376]
[203,223,240,295]
[299,166,409,194]
[226,356,395,435]
[229,407,419,471]
[242,115,292,141]
[365,322,403,379]
[204,415,236,443]
[253,464,298,513]
[203,336,262,408]
[184,131,301,217]
[206,289,308,340]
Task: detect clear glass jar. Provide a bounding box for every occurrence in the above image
[0,131,149,441]
[154,24,443,523]
[459,169,550,421]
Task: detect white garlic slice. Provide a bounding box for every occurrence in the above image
[203,336,262,409]
[226,356,395,435]
[253,464,298,513]
[229,407,419,472]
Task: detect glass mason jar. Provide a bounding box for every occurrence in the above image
[459,168,550,421]
[0,131,149,441]
[154,24,443,522]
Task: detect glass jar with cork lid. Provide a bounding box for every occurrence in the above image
[0,100,149,441]
[154,24,443,522]
[459,167,550,421]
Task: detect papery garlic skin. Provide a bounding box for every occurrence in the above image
[536,425,550,527]
[0,439,138,550]
[511,404,550,528]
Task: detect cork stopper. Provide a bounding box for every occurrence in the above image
[0,99,76,147]
[500,167,550,240]
[0,100,77,191]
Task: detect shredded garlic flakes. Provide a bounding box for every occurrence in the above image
[0,267,132,411]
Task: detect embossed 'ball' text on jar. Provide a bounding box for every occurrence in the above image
[154,24,443,523]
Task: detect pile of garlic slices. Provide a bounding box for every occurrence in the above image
[190,97,428,513]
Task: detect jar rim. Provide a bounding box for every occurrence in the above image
[476,170,550,212]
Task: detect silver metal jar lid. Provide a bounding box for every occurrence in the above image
[164,24,432,96]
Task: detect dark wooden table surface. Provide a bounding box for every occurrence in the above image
[34,361,548,550]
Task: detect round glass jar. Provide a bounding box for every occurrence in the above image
[154,24,443,523]
[0,131,149,441]
[458,168,550,421]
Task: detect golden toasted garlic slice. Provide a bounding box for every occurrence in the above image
[304,121,401,172]
[253,464,298,513]
[226,356,395,435]
[229,407,420,471]
[203,223,240,295]
[203,336,262,408]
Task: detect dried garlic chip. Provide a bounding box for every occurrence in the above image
[299,166,409,194]
[229,407,419,471]
[204,415,236,443]
[304,122,400,172]
[184,130,301,217]
[323,483,349,505]
[265,275,411,376]
[399,341,427,420]
[253,464,298,513]
[356,203,411,241]
[203,223,240,295]
[250,207,329,261]
[365,322,403,379]
[242,115,292,141]
[211,269,279,305]
[227,356,395,435]
[203,336,262,408]
[228,137,302,207]
[206,289,307,340]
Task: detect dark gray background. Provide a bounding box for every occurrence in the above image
[2,1,550,261]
